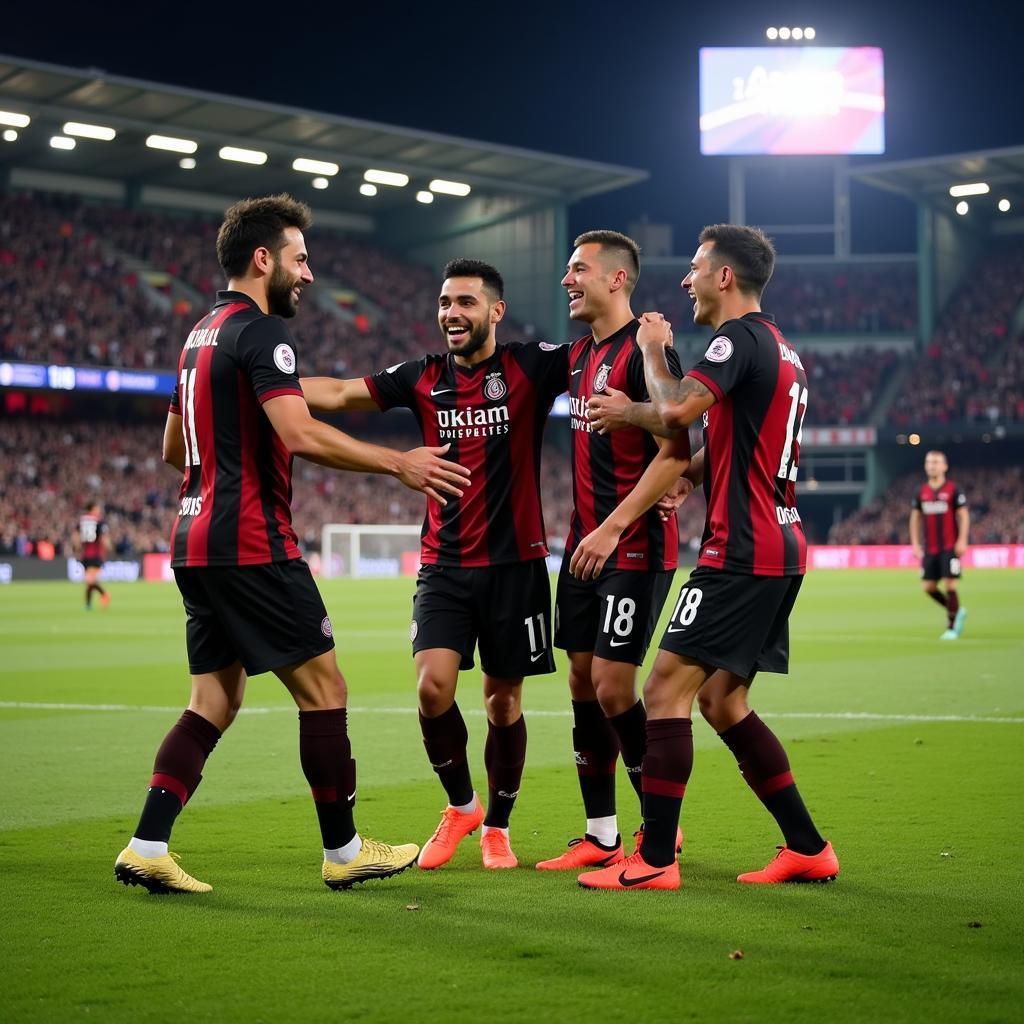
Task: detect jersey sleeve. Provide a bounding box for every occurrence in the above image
[627,343,683,399]
[235,317,304,404]
[169,380,181,415]
[911,491,923,511]
[511,342,571,404]
[364,358,426,412]
[685,320,759,402]
[954,487,968,509]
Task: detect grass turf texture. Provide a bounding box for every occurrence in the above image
[1,570,1021,1023]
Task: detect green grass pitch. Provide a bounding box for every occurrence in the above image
[2,569,1021,1023]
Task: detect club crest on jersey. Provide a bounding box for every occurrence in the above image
[321,616,333,638]
[484,373,507,401]
[594,364,611,393]
[410,620,419,642]
[274,344,296,374]
[705,336,733,363]
[539,342,558,351]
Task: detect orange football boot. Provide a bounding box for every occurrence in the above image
[480,828,518,869]
[578,851,680,891]
[417,795,485,869]
[737,842,839,884]
[536,835,624,870]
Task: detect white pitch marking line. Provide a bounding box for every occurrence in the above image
[0,702,1021,725]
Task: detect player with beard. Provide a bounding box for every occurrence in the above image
[115,194,469,894]
[536,231,689,872]
[303,259,574,870]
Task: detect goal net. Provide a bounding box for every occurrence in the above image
[319,523,422,578]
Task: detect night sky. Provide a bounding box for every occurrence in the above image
[6,0,1024,253]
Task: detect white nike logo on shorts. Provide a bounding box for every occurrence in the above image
[609,638,630,647]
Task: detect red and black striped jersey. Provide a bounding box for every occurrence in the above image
[687,313,807,577]
[912,481,967,555]
[365,341,568,567]
[78,514,107,560]
[168,291,303,568]
[566,319,681,572]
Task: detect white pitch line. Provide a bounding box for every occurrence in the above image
[0,701,1020,725]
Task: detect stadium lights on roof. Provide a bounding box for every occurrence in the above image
[219,146,267,165]
[63,121,116,141]
[908,433,921,446]
[792,28,804,40]
[179,157,196,170]
[766,27,778,40]
[998,199,1012,212]
[293,157,339,176]
[147,134,198,154]
[778,27,791,39]
[949,182,989,197]
[312,177,329,190]
[50,136,76,151]
[359,183,378,197]
[2,129,17,143]
[364,169,409,187]
[416,190,434,204]
[429,179,471,197]
[955,201,969,216]
[805,27,816,39]
[0,110,30,128]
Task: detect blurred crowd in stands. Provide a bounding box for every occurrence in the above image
[828,463,1023,545]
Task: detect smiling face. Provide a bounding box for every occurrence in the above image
[437,276,502,359]
[681,241,721,327]
[266,226,313,319]
[561,242,619,325]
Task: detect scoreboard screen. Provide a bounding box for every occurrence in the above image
[699,47,885,155]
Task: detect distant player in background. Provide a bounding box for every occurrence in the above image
[115,194,468,895]
[537,231,689,872]
[303,259,567,871]
[74,502,111,609]
[580,225,838,891]
[909,450,969,640]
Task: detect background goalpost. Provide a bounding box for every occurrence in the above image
[319,523,422,578]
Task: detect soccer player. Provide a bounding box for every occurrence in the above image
[536,231,689,872]
[74,502,111,609]
[580,224,839,890]
[115,194,469,894]
[302,259,568,870]
[909,450,969,639]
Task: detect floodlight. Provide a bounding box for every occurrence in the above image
[364,169,409,187]
[63,121,116,141]
[147,134,198,154]
[219,146,267,165]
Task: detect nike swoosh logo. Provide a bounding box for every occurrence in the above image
[347,791,357,802]
[430,388,454,396]
[618,869,666,886]
[608,638,630,647]
[666,625,686,633]
[571,369,583,375]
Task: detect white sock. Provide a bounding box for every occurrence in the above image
[129,837,168,858]
[451,794,478,815]
[586,816,619,847]
[324,833,362,864]
[482,825,509,837]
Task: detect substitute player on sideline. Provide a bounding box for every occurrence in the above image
[303,259,567,870]
[115,195,469,894]
[909,450,969,639]
[537,231,687,872]
[581,225,838,890]
[74,502,111,609]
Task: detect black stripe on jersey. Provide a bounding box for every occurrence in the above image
[432,361,462,563]
[772,455,800,574]
[588,334,631,534]
[207,365,241,564]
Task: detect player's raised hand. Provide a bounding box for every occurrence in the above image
[569,523,620,581]
[636,312,673,350]
[397,444,471,505]
[587,386,631,434]
[655,476,694,521]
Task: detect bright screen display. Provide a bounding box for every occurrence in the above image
[699,47,885,155]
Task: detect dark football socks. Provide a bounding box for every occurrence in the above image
[572,699,619,819]
[946,589,960,628]
[718,711,825,856]
[483,715,527,828]
[299,708,357,850]
[608,700,647,805]
[134,709,221,843]
[85,583,106,606]
[420,703,474,807]
[927,589,948,609]
[640,718,693,868]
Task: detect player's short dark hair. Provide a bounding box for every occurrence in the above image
[442,258,504,300]
[216,194,313,279]
[573,230,641,293]
[698,224,776,297]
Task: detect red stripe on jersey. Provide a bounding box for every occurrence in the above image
[700,399,734,569]
[687,368,724,402]
[185,343,218,567]
[169,401,181,415]
[504,356,545,561]
[413,363,446,565]
[363,375,384,408]
[258,387,304,404]
[568,337,596,549]
[454,375,490,564]
[269,432,301,559]
[237,369,272,564]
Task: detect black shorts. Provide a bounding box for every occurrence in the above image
[922,551,962,581]
[81,558,103,570]
[411,560,554,677]
[554,558,674,666]
[174,559,335,677]
[658,565,803,680]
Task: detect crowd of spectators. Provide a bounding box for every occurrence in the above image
[828,463,1023,545]
[887,243,1024,427]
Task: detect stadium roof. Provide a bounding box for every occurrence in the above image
[0,54,647,217]
[852,145,1024,218]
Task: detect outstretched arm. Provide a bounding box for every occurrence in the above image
[299,376,380,413]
